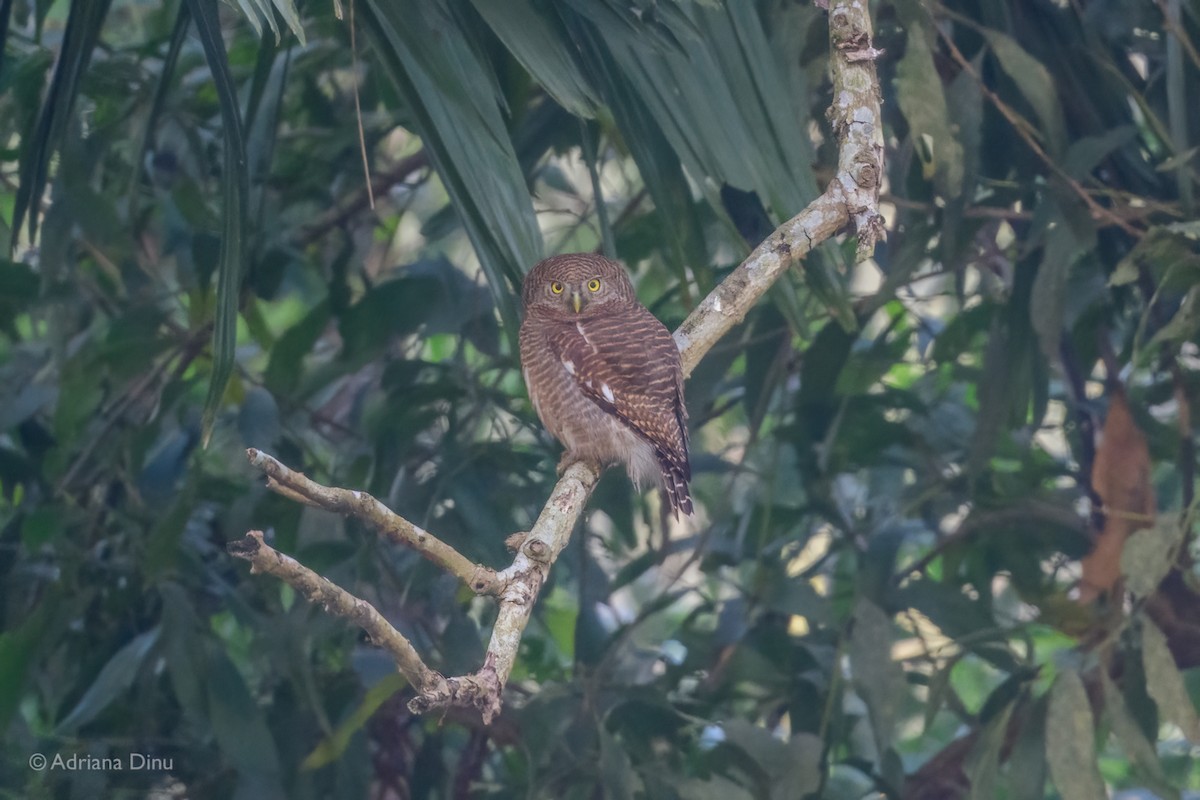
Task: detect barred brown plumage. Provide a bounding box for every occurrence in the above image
[519,253,693,517]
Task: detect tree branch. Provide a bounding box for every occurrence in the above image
[245,448,502,595]
[409,460,599,720]
[676,0,884,373]
[228,530,448,696]
[228,0,885,724]
[933,21,1143,238]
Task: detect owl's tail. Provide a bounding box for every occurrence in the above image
[658,457,693,519]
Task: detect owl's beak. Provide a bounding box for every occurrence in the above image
[571,291,583,314]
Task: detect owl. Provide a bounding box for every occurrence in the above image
[519,253,692,517]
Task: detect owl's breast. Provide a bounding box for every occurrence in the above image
[519,316,658,487]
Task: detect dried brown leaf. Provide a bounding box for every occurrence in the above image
[1079,389,1155,602]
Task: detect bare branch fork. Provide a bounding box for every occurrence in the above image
[227,0,884,725]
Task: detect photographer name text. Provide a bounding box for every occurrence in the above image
[28,752,173,772]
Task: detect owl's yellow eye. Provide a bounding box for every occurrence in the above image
[550,282,564,294]
[587,279,601,292]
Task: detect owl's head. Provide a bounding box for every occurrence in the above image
[521,254,637,317]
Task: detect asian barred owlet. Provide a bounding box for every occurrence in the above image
[519,254,693,517]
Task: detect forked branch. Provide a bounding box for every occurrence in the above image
[228,0,884,724]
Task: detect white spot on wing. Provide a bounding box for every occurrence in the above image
[601,383,615,403]
[563,359,576,375]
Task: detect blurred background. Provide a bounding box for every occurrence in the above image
[1,0,1199,797]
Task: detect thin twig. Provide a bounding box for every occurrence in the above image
[893,502,1089,585]
[934,26,1143,238]
[882,193,1033,221]
[295,150,429,245]
[1156,0,1200,70]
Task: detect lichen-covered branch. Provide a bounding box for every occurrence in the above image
[409,461,599,721]
[246,448,501,595]
[230,0,883,725]
[227,530,448,696]
[675,192,847,377]
[828,0,887,259]
[677,0,884,373]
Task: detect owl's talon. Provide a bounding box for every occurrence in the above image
[556,452,581,477]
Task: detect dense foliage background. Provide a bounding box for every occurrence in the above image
[2,0,1199,797]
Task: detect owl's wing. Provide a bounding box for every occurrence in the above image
[546,309,690,481]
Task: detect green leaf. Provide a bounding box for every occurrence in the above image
[1112,225,1200,289]
[1121,517,1186,597]
[186,0,250,447]
[243,34,289,208]
[20,506,61,548]
[469,0,598,117]
[836,324,912,396]
[970,249,1056,471]
[0,0,11,87]
[1063,126,1137,180]
[160,584,208,722]
[658,776,755,800]
[207,648,285,794]
[0,603,50,730]
[302,672,408,770]
[541,586,578,659]
[560,0,697,53]
[362,0,543,342]
[923,654,959,731]
[10,0,112,249]
[0,258,38,335]
[983,31,1067,156]
[56,627,161,733]
[567,19,707,277]
[697,2,820,213]
[1108,259,1140,287]
[1101,672,1180,800]
[264,299,330,395]
[895,26,963,198]
[598,728,640,800]
[1030,203,1094,363]
[1142,617,1200,742]
[775,733,822,800]
[760,570,830,626]
[717,721,821,800]
[129,4,190,210]
[849,598,906,753]
[601,2,818,217]
[229,0,305,44]
[1148,284,1200,349]
[232,0,266,39]
[337,275,445,364]
[945,62,983,199]
[966,701,1014,800]
[1005,693,1048,800]
[269,0,304,43]
[1044,671,1105,800]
